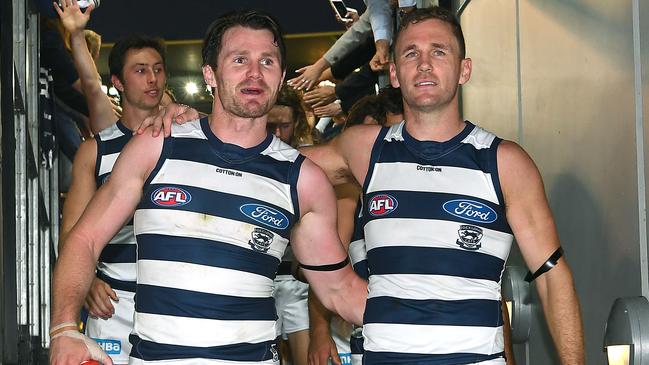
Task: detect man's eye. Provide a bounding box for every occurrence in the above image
[405,51,418,58]
[260,58,274,66]
[433,50,446,56]
[234,57,246,64]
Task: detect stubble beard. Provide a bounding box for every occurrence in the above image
[218,81,276,119]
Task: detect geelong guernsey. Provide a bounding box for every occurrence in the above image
[361,121,514,364]
[131,118,304,363]
[95,121,136,291]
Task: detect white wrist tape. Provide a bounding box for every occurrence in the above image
[51,330,111,363]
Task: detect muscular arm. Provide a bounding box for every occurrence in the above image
[300,124,379,186]
[60,139,97,249]
[50,132,163,363]
[498,141,584,364]
[56,1,118,133]
[58,138,117,319]
[290,159,367,325]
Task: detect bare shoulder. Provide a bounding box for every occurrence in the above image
[111,130,165,181]
[335,124,382,152]
[297,157,337,218]
[72,138,98,169]
[497,140,542,186]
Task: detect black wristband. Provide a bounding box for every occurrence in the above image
[299,257,350,272]
[525,247,564,283]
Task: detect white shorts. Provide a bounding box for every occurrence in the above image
[85,289,135,364]
[274,275,309,339]
[128,357,279,365]
[472,359,506,365]
[329,316,353,365]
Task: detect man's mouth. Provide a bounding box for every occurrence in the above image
[145,89,160,97]
[241,87,264,95]
[415,81,437,87]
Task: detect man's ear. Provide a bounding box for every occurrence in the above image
[459,58,472,85]
[389,62,400,88]
[111,75,124,92]
[203,65,217,88]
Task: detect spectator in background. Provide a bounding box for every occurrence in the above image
[84,29,101,62]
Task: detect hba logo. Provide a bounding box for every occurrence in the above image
[93,338,121,355]
[151,187,192,207]
[368,194,398,216]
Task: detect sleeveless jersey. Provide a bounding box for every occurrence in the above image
[348,200,367,365]
[361,121,514,364]
[95,121,136,291]
[131,118,304,364]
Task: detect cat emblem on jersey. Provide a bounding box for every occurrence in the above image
[457,224,484,250]
[270,343,279,362]
[249,227,274,253]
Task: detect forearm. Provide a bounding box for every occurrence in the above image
[323,12,372,66]
[366,0,393,43]
[51,232,100,326]
[306,267,367,326]
[537,263,584,364]
[69,31,100,93]
[69,31,115,133]
[308,288,334,339]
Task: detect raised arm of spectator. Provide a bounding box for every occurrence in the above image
[289,10,373,91]
[366,0,393,71]
[55,0,118,134]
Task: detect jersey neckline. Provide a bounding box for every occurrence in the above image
[401,120,475,160]
[199,116,274,162]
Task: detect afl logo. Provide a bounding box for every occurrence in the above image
[151,187,192,207]
[240,204,289,229]
[443,199,497,223]
[368,194,398,216]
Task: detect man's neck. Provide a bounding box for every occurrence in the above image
[403,102,466,142]
[120,105,159,132]
[208,108,269,149]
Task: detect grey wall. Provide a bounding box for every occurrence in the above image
[459,0,648,363]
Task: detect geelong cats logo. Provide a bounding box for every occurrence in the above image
[457,225,484,251]
[249,227,274,253]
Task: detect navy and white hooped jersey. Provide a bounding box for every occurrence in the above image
[95,121,136,291]
[349,200,368,281]
[348,200,367,364]
[361,121,514,365]
[131,118,304,364]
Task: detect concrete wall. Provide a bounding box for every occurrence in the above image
[460,0,648,363]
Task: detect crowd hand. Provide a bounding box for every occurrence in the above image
[83,277,117,320]
[53,0,93,34]
[110,98,122,119]
[313,101,343,118]
[287,64,323,91]
[303,86,336,108]
[137,103,200,137]
[50,329,113,365]
[336,8,359,29]
[370,39,391,72]
[307,332,341,365]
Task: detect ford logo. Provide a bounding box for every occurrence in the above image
[240,204,289,230]
[443,199,497,223]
